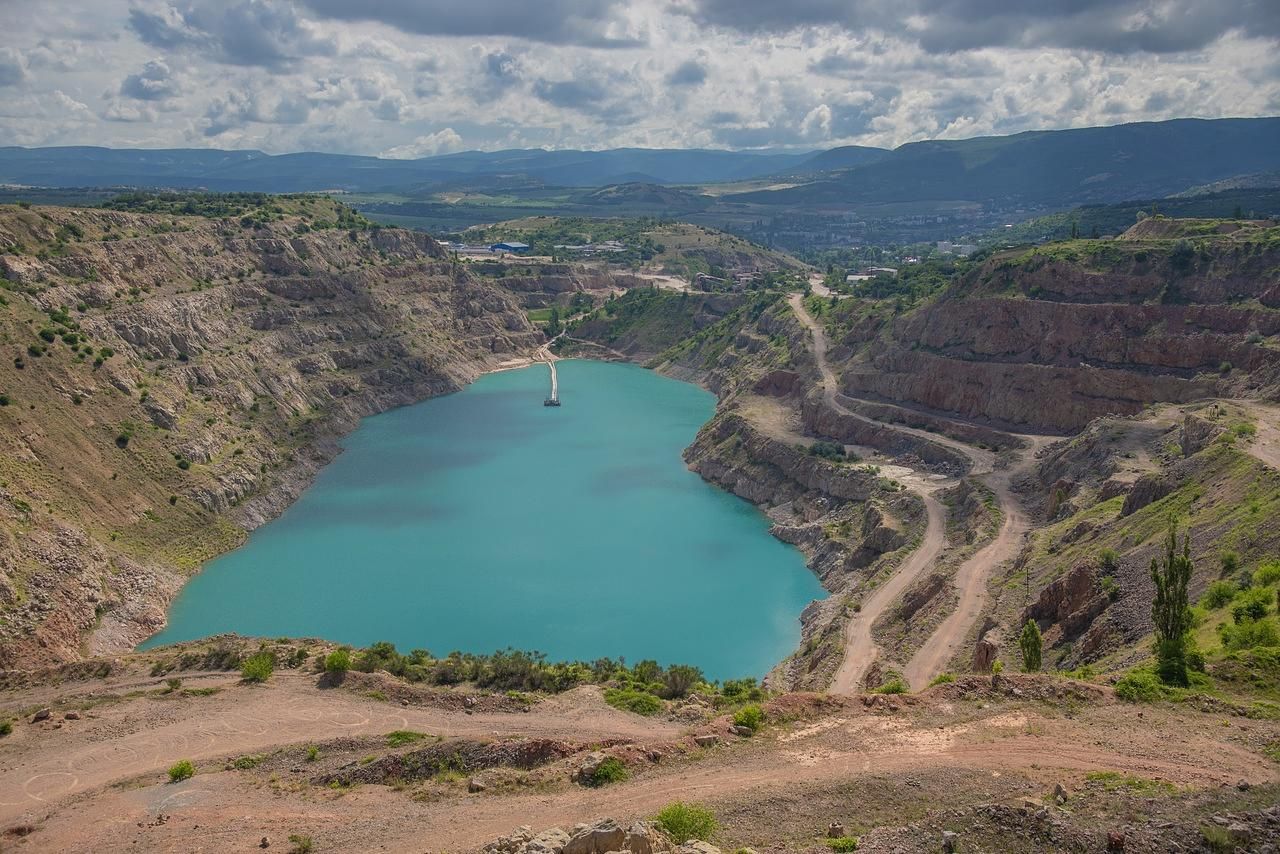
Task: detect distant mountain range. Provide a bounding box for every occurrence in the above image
[2,117,1278,214]
[0,146,818,193]
[745,117,1280,208]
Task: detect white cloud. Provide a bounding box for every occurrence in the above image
[0,0,1273,154]
[380,128,465,158]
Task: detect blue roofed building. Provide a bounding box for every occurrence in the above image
[490,241,530,254]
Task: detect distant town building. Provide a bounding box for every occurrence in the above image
[936,241,978,256]
[490,241,530,254]
[552,240,627,256]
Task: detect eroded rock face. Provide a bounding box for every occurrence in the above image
[1180,412,1225,456]
[821,237,1280,432]
[1121,473,1173,516]
[753,369,800,397]
[686,414,879,505]
[1022,564,1108,647]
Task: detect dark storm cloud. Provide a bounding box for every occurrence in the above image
[119,59,179,100]
[682,0,1280,54]
[666,59,707,87]
[297,0,642,47]
[469,49,523,102]
[129,1,337,68]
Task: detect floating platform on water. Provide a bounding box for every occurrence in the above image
[544,398,561,407]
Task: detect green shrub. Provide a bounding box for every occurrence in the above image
[588,757,629,787]
[1255,561,1280,588]
[1221,551,1241,577]
[231,754,263,770]
[288,834,314,853]
[0,394,9,407]
[1232,588,1272,623]
[1114,671,1167,702]
[0,719,12,736]
[661,664,704,699]
[604,687,664,716]
[167,759,195,782]
[732,704,765,733]
[240,651,275,683]
[928,672,955,687]
[827,838,859,852]
[1100,575,1120,601]
[324,649,351,673]
[1200,824,1236,853]
[1099,548,1120,573]
[721,677,764,702]
[1202,580,1238,609]
[305,746,319,762]
[385,730,428,747]
[874,678,907,694]
[808,440,848,461]
[654,802,718,843]
[1220,617,1280,651]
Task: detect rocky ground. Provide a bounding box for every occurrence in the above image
[0,645,1277,853]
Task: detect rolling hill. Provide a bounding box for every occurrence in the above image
[736,117,1280,208]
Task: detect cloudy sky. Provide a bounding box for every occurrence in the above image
[1,0,1277,157]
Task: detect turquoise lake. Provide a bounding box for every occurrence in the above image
[142,360,824,679]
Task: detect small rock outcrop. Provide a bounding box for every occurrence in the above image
[485,819,683,854]
[1120,473,1173,516]
[1180,412,1224,456]
[1021,564,1108,644]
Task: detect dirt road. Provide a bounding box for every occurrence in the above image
[0,676,679,824]
[787,294,1046,690]
[1241,400,1280,471]
[829,492,948,692]
[9,671,1275,853]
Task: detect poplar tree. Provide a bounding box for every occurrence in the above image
[1151,519,1194,686]
[1019,619,1042,672]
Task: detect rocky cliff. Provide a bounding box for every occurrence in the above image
[0,201,540,666]
[827,222,1280,432]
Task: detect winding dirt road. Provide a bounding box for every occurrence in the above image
[900,459,1034,689]
[829,492,947,692]
[787,294,1044,690]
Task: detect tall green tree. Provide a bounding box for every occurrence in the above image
[1151,519,1195,686]
[1019,619,1042,672]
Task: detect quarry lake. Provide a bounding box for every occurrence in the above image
[142,359,824,679]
